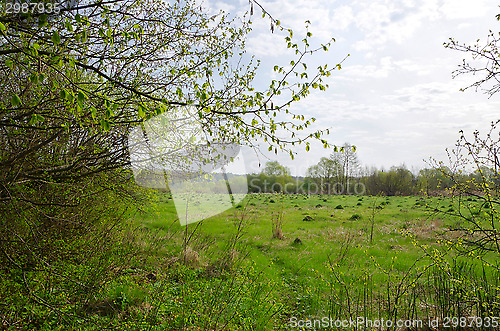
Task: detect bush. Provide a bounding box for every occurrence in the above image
[349,214,361,221]
[0,171,144,328]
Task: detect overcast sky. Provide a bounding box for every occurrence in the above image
[205,0,500,176]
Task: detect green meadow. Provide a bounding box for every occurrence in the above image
[78,192,498,330]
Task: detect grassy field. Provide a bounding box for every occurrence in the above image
[76,192,499,330]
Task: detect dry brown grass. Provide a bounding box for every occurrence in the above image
[407,218,443,240]
[180,246,203,268]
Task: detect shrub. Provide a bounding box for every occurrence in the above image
[349,214,361,221]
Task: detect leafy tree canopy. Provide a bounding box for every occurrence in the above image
[262,160,290,177]
[0,0,341,168]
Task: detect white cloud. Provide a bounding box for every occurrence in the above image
[247,32,289,57]
[330,5,355,31]
[351,0,441,51]
[440,0,490,20]
[384,81,462,108]
[244,0,340,41]
[336,56,395,81]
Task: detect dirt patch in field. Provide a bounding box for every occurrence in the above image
[406,218,443,240]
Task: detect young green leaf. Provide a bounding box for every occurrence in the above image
[38,14,48,27]
[30,73,39,84]
[100,119,110,131]
[29,114,39,125]
[91,107,97,120]
[51,31,61,45]
[138,106,145,118]
[11,94,21,106]
[77,91,86,107]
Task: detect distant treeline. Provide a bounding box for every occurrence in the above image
[246,144,499,196]
[247,164,499,196]
[147,143,499,196]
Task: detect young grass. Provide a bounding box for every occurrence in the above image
[53,192,498,329]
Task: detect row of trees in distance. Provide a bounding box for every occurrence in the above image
[247,143,499,196]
